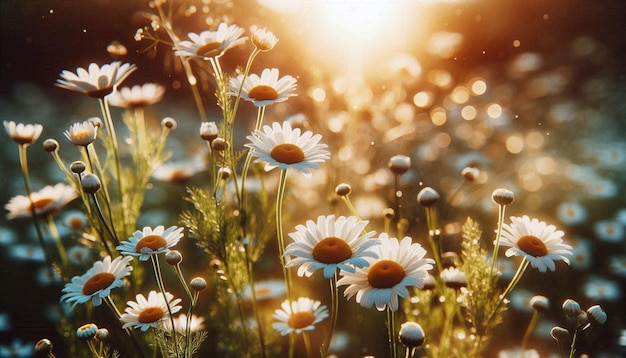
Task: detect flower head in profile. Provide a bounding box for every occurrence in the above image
[229,68,297,107]
[272,297,329,336]
[5,183,78,219]
[285,215,379,279]
[174,23,247,60]
[3,121,44,146]
[65,120,98,146]
[251,27,278,52]
[245,121,329,178]
[56,61,137,98]
[60,255,133,310]
[116,225,184,261]
[337,234,434,311]
[120,291,182,332]
[500,215,573,272]
[163,313,206,335]
[107,83,166,108]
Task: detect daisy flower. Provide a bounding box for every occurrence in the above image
[107,83,166,108]
[229,68,297,107]
[120,291,182,332]
[499,215,573,272]
[60,255,133,310]
[245,121,330,178]
[3,121,43,146]
[284,215,379,279]
[116,225,184,261]
[556,201,588,226]
[56,61,137,98]
[337,234,435,312]
[5,183,78,219]
[163,313,206,334]
[251,27,278,52]
[174,23,247,60]
[242,279,286,301]
[272,297,329,336]
[64,120,98,146]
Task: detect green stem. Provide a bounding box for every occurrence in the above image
[150,255,179,358]
[568,329,578,358]
[45,215,68,269]
[489,204,507,280]
[244,241,267,358]
[276,169,293,302]
[239,105,266,215]
[88,194,115,257]
[98,98,123,211]
[520,310,539,353]
[303,331,313,358]
[321,273,339,357]
[17,144,53,268]
[104,296,146,358]
[424,206,443,275]
[387,306,398,358]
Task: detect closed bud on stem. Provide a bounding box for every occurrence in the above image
[335,183,352,197]
[417,187,439,207]
[190,277,207,292]
[161,117,177,130]
[70,161,86,174]
[81,173,101,194]
[43,138,59,152]
[398,321,425,348]
[388,155,411,175]
[34,339,53,354]
[492,188,514,206]
[165,250,183,265]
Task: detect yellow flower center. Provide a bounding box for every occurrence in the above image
[517,235,548,257]
[82,272,116,295]
[248,85,279,101]
[287,311,316,329]
[312,237,352,264]
[270,143,305,164]
[367,260,406,289]
[31,197,55,210]
[196,42,222,57]
[135,234,167,253]
[138,307,165,323]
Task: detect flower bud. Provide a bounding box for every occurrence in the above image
[491,188,514,206]
[43,138,59,152]
[161,117,177,130]
[76,323,98,340]
[70,161,87,174]
[334,183,352,197]
[34,339,53,354]
[417,187,439,207]
[200,121,219,142]
[530,295,550,312]
[550,326,570,342]
[461,167,480,182]
[88,117,103,128]
[95,328,109,341]
[388,155,411,175]
[212,137,227,151]
[81,173,102,194]
[165,250,183,265]
[562,299,581,317]
[586,305,607,326]
[382,207,395,220]
[218,167,232,180]
[398,321,425,348]
[190,277,207,292]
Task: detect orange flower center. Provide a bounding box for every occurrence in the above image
[86,88,113,98]
[31,197,55,210]
[82,272,116,295]
[367,260,406,289]
[248,85,279,101]
[196,42,222,57]
[135,234,167,253]
[270,143,305,164]
[312,237,352,264]
[138,307,165,323]
[287,311,316,329]
[517,235,548,257]
[12,135,35,145]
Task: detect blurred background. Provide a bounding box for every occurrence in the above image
[1,0,625,356]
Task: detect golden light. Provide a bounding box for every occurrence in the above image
[265,0,421,75]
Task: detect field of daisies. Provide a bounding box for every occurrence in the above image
[1,0,625,357]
